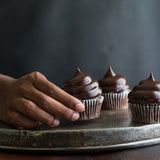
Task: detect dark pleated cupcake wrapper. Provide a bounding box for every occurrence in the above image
[129,103,160,124]
[78,96,104,120]
[102,91,129,110]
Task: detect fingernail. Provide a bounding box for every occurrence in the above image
[75,103,85,112]
[53,119,60,126]
[71,112,80,121]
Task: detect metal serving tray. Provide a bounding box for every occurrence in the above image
[0,108,160,153]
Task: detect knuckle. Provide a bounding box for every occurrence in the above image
[31,71,46,81]
[17,78,33,93]
[17,83,31,95]
[39,96,50,109]
[47,86,56,96]
[21,71,43,83]
[32,71,41,78]
[18,83,27,92]
[23,101,33,114]
[24,100,33,108]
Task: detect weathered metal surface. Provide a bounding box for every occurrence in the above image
[0,109,160,152]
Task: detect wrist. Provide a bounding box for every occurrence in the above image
[0,74,16,97]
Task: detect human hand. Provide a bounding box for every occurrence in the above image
[0,72,84,129]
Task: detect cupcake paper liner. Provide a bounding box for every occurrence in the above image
[102,91,129,110]
[129,103,160,124]
[79,95,104,120]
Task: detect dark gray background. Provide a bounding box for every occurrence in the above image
[0,0,160,88]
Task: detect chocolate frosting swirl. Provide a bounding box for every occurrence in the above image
[128,73,160,103]
[99,66,130,93]
[62,68,102,100]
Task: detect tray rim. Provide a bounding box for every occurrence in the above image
[0,138,160,153]
[0,123,159,133]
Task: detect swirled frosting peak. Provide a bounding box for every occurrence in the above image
[99,66,130,93]
[128,72,160,103]
[104,65,116,77]
[62,68,102,99]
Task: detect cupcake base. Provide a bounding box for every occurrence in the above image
[129,103,160,124]
[79,95,104,120]
[102,91,129,110]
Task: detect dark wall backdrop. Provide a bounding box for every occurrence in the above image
[0,0,160,88]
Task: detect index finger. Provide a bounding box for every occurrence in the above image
[33,73,85,112]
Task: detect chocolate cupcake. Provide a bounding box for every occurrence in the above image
[128,73,160,124]
[63,68,104,120]
[99,66,130,110]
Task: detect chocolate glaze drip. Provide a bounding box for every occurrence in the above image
[128,72,160,103]
[63,68,102,100]
[99,66,130,93]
